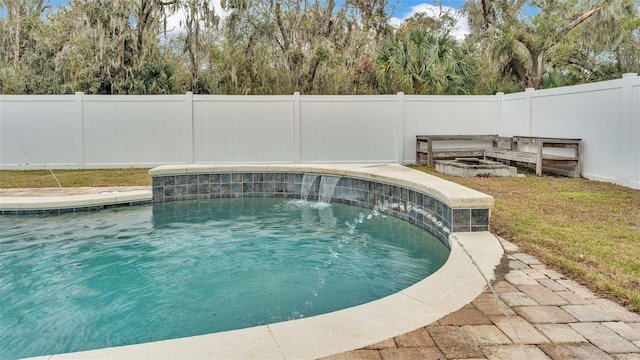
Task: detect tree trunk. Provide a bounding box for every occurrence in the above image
[529,50,544,89]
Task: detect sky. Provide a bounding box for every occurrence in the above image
[10,0,471,40]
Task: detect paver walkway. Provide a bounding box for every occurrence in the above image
[325,239,640,360]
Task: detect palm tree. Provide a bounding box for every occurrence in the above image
[375,30,476,95]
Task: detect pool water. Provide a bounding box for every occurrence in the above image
[0,198,449,359]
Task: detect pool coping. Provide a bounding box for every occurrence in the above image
[8,164,503,360]
[0,187,151,213]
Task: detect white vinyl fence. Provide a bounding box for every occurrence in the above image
[1,74,638,189]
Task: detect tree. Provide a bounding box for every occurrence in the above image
[1,0,50,67]
[0,0,184,94]
[464,0,602,89]
[158,0,220,93]
[398,2,465,38]
[216,0,387,94]
[0,0,53,92]
[375,29,476,94]
[556,0,640,84]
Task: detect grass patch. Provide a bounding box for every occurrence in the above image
[0,169,151,188]
[2,167,639,312]
[409,165,640,312]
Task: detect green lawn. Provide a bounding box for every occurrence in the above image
[2,167,639,312]
[0,169,151,188]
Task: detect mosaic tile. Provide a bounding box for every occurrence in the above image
[273,173,285,183]
[187,184,199,195]
[164,186,176,198]
[453,209,471,226]
[472,208,489,226]
[286,173,295,183]
[392,185,402,199]
[198,174,209,184]
[265,182,277,193]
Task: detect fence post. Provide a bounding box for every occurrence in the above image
[74,92,84,169]
[621,73,639,187]
[496,92,504,136]
[186,91,194,164]
[293,92,301,163]
[524,87,535,135]
[396,92,405,163]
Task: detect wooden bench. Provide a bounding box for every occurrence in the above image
[416,135,510,167]
[484,136,581,177]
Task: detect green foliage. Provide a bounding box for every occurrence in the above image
[375,29,476,94]
[0,0,637,95]
[464,0,638,91]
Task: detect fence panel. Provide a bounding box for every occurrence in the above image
[82,95,191,167]
[193,96,295,163]
[499,93,530,137]
[300,96,397,162]
[529,82,623,181]
[0,95,79,169]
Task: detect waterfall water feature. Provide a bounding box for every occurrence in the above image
[301,174,318,201]
[318,176,340,204]
[300,174,341,204]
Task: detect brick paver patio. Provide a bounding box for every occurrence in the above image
[325,239,640,360]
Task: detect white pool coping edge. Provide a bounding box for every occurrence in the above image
[0,190,151,210]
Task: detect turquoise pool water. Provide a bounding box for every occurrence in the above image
[0,198,449,359]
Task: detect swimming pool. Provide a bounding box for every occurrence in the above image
[0,163,502,359]
[0,197,449,359]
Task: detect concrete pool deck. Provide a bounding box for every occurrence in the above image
[2,166,639,359]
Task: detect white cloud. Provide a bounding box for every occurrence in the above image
[390,3,470,40]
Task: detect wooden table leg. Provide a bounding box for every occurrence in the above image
[536,140,543,177]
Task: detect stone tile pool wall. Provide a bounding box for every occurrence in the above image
[151,172,490,245]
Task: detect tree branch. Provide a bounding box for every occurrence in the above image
[157,0,178,6]
[551,7,601,45]
[274,2,290,52]
[481,0,495,24]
